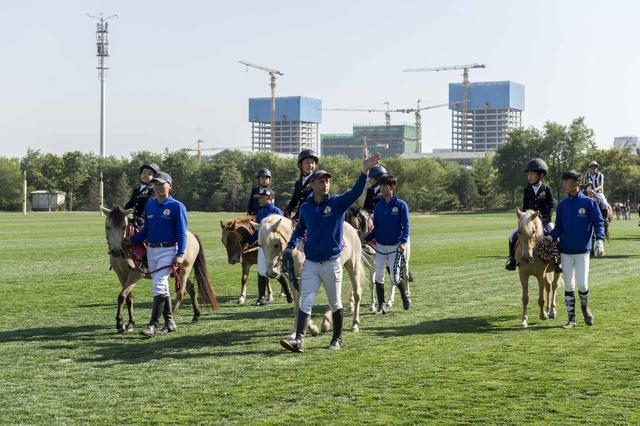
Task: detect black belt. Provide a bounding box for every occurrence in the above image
[149,242,177,248]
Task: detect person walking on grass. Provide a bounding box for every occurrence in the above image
[129,171,187,338]
[280,149,380,353]
[547,170,605,329]
[363,174,411,314]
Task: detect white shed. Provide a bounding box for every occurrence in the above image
[31,190,66,211]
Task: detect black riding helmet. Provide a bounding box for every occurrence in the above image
[139,162,160,175]
[297,149,319,169]
[256,168,272,179]
[524,158,548,175]
[368,165,387,179]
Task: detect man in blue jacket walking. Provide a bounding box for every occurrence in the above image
[280,150,381,352]
[129,172,188,338]
[548,170,605,329]
[364,175,411,314]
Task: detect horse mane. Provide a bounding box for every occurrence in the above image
[257,214,292,245]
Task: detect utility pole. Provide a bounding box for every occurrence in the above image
[88,12,118,214]
[23,170,27,216]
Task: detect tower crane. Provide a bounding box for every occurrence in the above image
[184,139,252,163]
[239,61,284,150]
[323,101,396,125]
[403,63,485,151]
[397,100,467,153]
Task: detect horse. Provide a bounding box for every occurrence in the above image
[254,214,365,335]
[514,208,562,328]
[101,205,219,333]
[220,216,276,304]
[346,206,413,310]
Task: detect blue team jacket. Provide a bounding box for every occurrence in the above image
[288,172,367,262]
[365,195,410,245]
[130,196,188,257]
[247,203,283,245]
[549,191,605,254]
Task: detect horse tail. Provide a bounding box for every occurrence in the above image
[193,233,219,310]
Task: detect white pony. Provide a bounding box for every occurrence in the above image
[254,214,364,335]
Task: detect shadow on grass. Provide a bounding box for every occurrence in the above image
[593,254,640,259]
[77,295,240,310]
[369,315,561,337]
[0,324,105,343]
[78,328,284,365]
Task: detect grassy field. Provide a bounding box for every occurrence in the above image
[0,211,638,425]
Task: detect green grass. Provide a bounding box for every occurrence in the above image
[0,211,639,425]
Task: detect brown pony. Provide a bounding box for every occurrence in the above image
[220,216,289,304]
[102,206,218,333]
[514,208,562,328]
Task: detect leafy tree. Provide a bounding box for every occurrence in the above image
[0,158,23,210]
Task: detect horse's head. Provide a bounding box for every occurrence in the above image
[254,215,292,279]
[220,219,252,264]
[102,205,133,258]
[515,208,543,264]
[346,207,369,238]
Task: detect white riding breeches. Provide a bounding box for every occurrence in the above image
[560,252,590,292]
[147,246,177,297]
[374,243,400,284]
[298,258,343,315]
[594,192,609,210]
[257,247,267,277]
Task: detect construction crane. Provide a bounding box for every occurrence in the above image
[403,63,486,151]
[185,139,252,163]
[239,61,284,150]
[323,101,395,125]
[397,100,467,153]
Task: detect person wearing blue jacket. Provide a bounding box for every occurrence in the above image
[363,175,411,314]
[280,150,381,353]
[129,172,188,338]
[548,170,605,329]
[245,187,292,305]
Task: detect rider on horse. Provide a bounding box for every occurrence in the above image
[283,149,319,220]
[125,162,160,229]
[245,187,291,306]
[362,165,387,214]
[129,172,187,338]
[363,174,411,314]
[506,158,558,271]
[583,161,610,211]
[247,168,272,216]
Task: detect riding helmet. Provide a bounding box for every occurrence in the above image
[524,158,548,175]
[139,162,160,175]
[368,165,387,179]
[588,161,599,168]
[256,168,272,179]
[297,149,319,167]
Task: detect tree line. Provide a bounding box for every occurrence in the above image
[1,117,638,212]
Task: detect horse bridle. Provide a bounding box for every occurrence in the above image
[108,219,132,258]
[228,222,256,254]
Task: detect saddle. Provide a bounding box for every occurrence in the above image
[127,223,148,266]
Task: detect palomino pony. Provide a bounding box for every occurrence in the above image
[514,208,562,328]
[102,206,218,333]
[220,216,275,304]
[346,207,412,310]
[254,214,365,335]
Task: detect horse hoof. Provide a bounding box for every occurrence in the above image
[540,314,548,321]
[267,295,274,302]
[192,316,200,324]
[237,297,245,305]
[520,322,528,329]
[387,300,394,308]
[117,325,126,334]
[549,310,557,319]
[308,324,320,337]
[126,323,135,332]
[351,324,360,333]
[369,304,376,313]
[321,322,331,333]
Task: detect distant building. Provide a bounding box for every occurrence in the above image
[322,125,417,160]
[613,136,639,154]
[401,151,492,167]
[31,190,65,211]
[248,96,321,155]
[449,81,524,152]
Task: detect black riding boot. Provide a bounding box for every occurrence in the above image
[277,274,293,303]
[396,280,411,310]
[280,310,309,353]
[141,295,165,337]
[375,281,387,315]
[158,295,177,334]
[505,237,517,271]
[329,309,344,350]
[255,275,268,306]
[562,291,577,329]
[579,290,594,326]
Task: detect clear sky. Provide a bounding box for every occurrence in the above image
[1,0,638,158]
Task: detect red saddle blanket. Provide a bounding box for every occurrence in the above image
[128,224,147,265]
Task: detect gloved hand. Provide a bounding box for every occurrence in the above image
[594,239,605,257]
